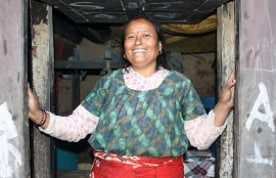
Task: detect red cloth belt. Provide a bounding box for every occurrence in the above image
[90,152,184,178]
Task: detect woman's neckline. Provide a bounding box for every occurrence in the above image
[122,66,170,91]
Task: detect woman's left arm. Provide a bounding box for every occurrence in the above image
[213,71,236,127]
[185,71,236,150]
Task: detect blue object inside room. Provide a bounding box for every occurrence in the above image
[200,96,216,111]
[56,147,78,170]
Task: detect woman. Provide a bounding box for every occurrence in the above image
[28,16,236,178]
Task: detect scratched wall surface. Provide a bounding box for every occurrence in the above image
[237,0,276,177]
[0,0,29,178]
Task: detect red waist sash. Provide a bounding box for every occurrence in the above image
[90,152,184,178]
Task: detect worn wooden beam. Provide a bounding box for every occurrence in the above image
[0,0,29,177]
[30,0,55,177]
[216,1,236,178]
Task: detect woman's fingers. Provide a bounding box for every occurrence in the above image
[27,84,41,117]
[218,70,236,108]
[226,70,236,89]
[224,70,236,106]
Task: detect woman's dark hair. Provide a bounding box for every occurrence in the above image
[120,15,170,70]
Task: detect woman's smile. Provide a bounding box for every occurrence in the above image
[124,18,162,74]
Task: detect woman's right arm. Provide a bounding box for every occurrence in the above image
[28,86,99,142]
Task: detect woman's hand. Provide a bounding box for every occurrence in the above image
[213,71,236,126]
[27,85,43,124]
[218,70,236,109]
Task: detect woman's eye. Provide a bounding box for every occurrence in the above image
[143,34,150,38]
[127,35,135,40]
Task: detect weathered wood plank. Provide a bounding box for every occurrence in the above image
[30,0,55,177]
[235,0,276,177]
[216,2,236,177]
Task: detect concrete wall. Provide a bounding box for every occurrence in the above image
[0,1,29,177]
[234,0,276,177]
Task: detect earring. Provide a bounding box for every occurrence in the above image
[159,50,163,55]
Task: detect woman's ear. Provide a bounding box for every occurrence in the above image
[159,42,162,52]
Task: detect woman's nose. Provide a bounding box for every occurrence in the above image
[135,35,142,45]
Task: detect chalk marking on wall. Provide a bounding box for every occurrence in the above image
[247,142,273,166]
[0,102,22,177]
[245,82,275,132]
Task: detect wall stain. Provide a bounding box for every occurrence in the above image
[3,38,7,55]
[257,127,262,133]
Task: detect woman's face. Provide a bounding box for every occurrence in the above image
[124,18,162,71]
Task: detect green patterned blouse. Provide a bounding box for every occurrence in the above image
[81,69,206,157]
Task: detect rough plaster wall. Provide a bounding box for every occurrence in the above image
[181,52,216,97]
[0,1,27,177]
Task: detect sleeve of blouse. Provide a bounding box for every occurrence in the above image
[180,79,206,121]
[39,105,99,142]
[184,110,228,150]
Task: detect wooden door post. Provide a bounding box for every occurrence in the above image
[216,1,236,177]
[30,0,55,177]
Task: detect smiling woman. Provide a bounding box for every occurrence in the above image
[28,15,235,178]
